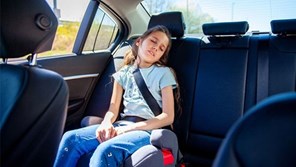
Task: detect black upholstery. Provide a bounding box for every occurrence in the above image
[244,19,296,107]
[271,19,296,35]
[212,92,296,167]
[0,0,69,166]
[148,11,185,38]
[184,19,295,166]
[168,37,201,152]
[202,21,249,36]
[180,22,250,166]
[0,65,69,166]
[269,19,296,96]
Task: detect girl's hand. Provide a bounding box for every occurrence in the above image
[114,126,131,136]
[96,123,116,143]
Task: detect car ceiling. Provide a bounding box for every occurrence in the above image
[102,0,150,36]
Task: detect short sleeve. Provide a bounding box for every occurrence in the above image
[159,67,177,90]
[112,65,128,89]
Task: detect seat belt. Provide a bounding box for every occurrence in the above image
[133,68,162,116]
[256,35,270,103]
[133,67,186,166]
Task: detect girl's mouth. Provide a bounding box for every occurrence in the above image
[148,50,154,57]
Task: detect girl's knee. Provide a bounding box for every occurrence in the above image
[93,142,114,156]
[90,142,118,166]
[61,130,78,144]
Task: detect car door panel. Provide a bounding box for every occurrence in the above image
[38,51,112,129]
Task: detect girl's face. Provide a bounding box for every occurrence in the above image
[136,31,169,68]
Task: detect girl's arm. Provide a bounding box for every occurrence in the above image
[116,85,175,134]
[96,80,123,142]
[102,80,123,124]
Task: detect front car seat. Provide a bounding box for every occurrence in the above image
[0,0,69,166]
[212,92,296,167]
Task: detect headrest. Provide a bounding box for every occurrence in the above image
[0,0,58,58]
[148,12,185,38]
[202,21,249,36]
[271,19,296,35]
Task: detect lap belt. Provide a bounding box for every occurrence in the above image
[122,116,147,123]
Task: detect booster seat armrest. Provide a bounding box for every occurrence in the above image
[81,116,103,127]
[150,129,178,148]
[150,129,179,161]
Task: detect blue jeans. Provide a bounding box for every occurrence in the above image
[54,124,151,167]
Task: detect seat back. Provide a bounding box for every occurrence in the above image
[0,0,69,166]
[181,21,250,166]
[212,92,296,167]
[212,19,296,167]
[268,19,296,96]
[148,12,202,153]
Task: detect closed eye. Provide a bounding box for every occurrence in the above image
[151,39,157,43]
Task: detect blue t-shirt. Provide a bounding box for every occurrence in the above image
[112,65,177,119]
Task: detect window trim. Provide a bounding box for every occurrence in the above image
[99,1,129,51]
[72,0,99,54]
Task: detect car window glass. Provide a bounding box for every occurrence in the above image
[9,0,119,61]
[83,8,118,52]
[39,0,88,57]
[142,0,295,35]
[6,0,88,62]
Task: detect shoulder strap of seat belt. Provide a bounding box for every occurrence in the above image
[133,68,162,116]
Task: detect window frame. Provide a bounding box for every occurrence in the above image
[74,1,128,55]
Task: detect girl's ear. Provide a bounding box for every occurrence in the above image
[135,38,141,46]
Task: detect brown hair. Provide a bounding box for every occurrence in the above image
[124,25,182,116]
[124,25,172,66]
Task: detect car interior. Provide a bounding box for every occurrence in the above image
[1,0,295,167]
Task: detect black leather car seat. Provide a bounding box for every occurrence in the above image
[212,92,296,167]
[0,0,69,166]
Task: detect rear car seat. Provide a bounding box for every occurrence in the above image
[212,19,296,165]
[268,19,296,96]
[79,13,296,167]
[180,21,251,166]
[209,19,296,167]
[245,18,296,110]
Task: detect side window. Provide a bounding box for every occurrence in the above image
[83,8,118,52]
[8,1,118,61]
[39,0,88,57]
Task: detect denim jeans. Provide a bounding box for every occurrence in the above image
[54,124,151,167]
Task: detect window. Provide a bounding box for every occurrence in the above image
[42,1,118,57]
[142,0,295,35]
[40,0,89,57]
[83,8,118,52]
